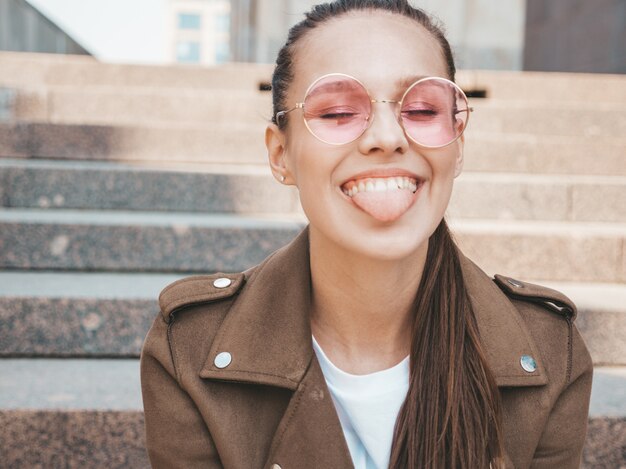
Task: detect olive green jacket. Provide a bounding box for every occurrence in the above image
[140,226,593,469]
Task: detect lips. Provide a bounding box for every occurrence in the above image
[340,171,423,222]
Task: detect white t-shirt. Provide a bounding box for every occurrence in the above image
[311,335,410,469]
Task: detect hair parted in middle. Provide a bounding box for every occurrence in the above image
[271,0,456,129]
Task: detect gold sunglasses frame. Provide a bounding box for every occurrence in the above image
[275,72,473,148]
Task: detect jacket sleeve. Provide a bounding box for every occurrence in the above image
[530,323,593,469]
[140,314,223,469]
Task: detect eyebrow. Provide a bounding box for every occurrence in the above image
[396,74,429,90]
[304,74,435,100]
[307,78,362,97]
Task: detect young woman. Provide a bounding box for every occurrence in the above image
[141,1,593,468]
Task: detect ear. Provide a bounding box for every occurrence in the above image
[453,133,465,178]
[265,123,291,184]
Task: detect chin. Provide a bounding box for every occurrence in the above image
[351,225,433,261]
[310,213,437,263]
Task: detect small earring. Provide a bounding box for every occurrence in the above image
[280,175,285,183]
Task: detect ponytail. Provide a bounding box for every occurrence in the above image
[389,219,504,468]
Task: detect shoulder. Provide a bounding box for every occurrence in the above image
[142,269,256,383]
[492,274,577,321]
[142,271,249,353]
[492,274,592,386]
[157,272,248,324]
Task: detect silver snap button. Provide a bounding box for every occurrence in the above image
[507,278,524,288]
[520,355,537,373]
[271,465,282,469]
[214,352,232,368]
[213,277,232,288]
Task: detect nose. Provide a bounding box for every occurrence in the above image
[357,101,409,156]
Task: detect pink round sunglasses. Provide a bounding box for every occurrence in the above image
[276,73,473,148]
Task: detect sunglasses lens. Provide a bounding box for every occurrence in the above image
[400,78,469,147]
[303,75,371,144]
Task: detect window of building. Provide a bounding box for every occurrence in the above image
[215,41,230,63]
[176,41,201,63]
[178,13,201,30]
[215,13,230,33]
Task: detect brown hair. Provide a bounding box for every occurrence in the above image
[270,1,504,467]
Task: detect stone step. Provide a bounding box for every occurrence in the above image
[448,219,626,283]
[0,358,147,468]
[0,359,623,468]
[0,121,269,165]
[0,208,305,273]
[456,69,626,105]
[1,272,623,363]
[2,51,625,105]
[0,50,273,91]
[450,172,626,223]
[1,122,625,176]
[468,103,626,138]
[8,86,272,127]
[0,271,182,357]
[462,131,626,176]
[3,158,625,222]
[0,158,300,215]
[533,281,626,367]
[0,209,624,282]
[7,86,626,139]
[0,409,147,468]
[0,359,142,410]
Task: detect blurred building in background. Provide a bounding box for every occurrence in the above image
[231,0,526,69]
[234,0,626,73]
[417,0,527,70]
[169,0,231,65]
[230,0,317,63]
[1,0,624,73]
[524,0,626,74]
[0,0,90,55]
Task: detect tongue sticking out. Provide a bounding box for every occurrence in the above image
[351,189,415,222]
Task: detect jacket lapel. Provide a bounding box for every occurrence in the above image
[265,356,354,468]
[199,226,314,390]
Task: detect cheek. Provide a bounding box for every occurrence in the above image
[430,144,462,180]
[285,137,337,198]
[423,147,461,206]
[286,148,354,233]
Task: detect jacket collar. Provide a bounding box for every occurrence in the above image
[200,225,547,389]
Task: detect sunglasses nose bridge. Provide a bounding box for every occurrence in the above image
[368,99,403,128]
[370,99,399,107]
[370,99,400,116]
[362,99,409,145]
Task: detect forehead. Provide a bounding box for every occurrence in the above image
[292,11,448,97]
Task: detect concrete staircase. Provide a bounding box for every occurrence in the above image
[0,51,624,468]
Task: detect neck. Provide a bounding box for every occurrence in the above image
[308,225,427,374]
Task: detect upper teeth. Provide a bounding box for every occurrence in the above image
[342,176,418,197]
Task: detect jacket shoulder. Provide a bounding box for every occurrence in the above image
[493,274,577,321]
[158,272,246,323]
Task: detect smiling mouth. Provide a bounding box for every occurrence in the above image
[340,176,423,223]
[341,176,419,197]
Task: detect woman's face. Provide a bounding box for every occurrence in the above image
[266,11,464,261]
